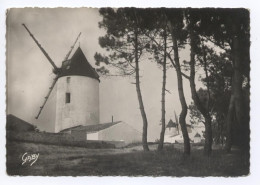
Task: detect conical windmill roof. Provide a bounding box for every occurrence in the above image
[59,47,100,81]
[166,119,177,128]
[194,133,201,137]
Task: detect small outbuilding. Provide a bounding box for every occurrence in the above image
[60,121,142,147]
[194,133,201,143]
[164,119,192,143]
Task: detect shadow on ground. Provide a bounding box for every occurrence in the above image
[6,140,249,176]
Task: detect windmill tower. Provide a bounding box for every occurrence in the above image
[22,24,100,133]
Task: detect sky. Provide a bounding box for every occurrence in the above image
[2,1,260,185]
[6,8,205,141]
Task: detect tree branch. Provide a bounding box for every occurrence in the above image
[144,32,190,80]
[202,36,229,52]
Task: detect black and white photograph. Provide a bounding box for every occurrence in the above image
[2,2,256,181]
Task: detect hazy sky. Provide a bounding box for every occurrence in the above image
[6,8,203,141]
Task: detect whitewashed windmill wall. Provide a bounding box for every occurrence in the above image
[22,24,100,133]
[54,47,100,132]
[36,47,100,133]
[34,47,100,133]
[55,75,99,132]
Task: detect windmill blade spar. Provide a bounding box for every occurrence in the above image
[174,111,180,134]
[22,24,59,72]
[64,32,81,61]
[35,76,59,119]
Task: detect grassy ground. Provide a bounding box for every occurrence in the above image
[6,140,249,176]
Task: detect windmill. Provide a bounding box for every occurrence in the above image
[23,24,100,132]
[174,111,179,135]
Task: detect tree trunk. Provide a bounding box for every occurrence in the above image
[158,28,167,151]
[204,116,213,155]
[202,45,211,111]
[202,45,213,155]
[225,94,235,152]
[232,29,243,126]
[225,23,249,152]
[189,28,212,156]
[168,21,190,155]
[134,30,149,151]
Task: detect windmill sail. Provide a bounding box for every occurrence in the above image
[63,32,81,61]
[34,33,82,119]
[22,24,59,72]
[174,111,179,135]
[23,24,88,121]
[35,76,58,119]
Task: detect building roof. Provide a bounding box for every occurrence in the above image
[166,119,177,128]
[6,114,36,132]
[60,121,121,133]
[169,133,180,138]
[194,133,201,137]
[59,47,99,81]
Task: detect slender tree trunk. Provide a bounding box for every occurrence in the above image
[202,45,211,112]
[202,45,213,155]
[134,30,149,151]
[158,28,167,151]
[204,116,213,155]
[189,29,212,156]
[168,21,190,155]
